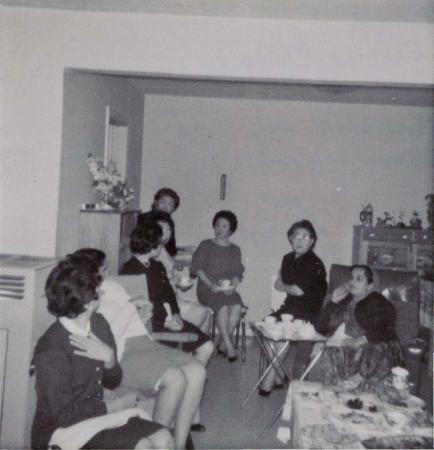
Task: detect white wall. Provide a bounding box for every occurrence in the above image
[140,94,432,320]
[0,6,433,256]
[55,72,143,257]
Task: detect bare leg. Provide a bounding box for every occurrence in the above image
[194,340,214,367]
[216,306,235,357]
[179,299,211,333]
[153,368,186,430]
[174,361,206,449]
[135,437,152,449]
[141,428,175,449]
[227,304,242,337]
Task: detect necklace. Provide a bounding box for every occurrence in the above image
[143,260,150,268]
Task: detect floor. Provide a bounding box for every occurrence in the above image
[194,339,288,450]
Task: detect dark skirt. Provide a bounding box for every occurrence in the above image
[197,284,243,313]
[83,417,163,449]
[152,319,211,353]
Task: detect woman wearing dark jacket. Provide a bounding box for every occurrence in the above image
[309,265,403,385]
[259,220,327,395]
[120,223,213,368]
[31,259,172,450]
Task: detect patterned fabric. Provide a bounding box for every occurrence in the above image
[308,340,404,385]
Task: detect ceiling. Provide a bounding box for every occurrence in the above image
[71,71,433,107]
[2,0,433,23]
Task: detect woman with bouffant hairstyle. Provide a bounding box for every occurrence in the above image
[32,259,172,450]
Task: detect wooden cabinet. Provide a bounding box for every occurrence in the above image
[79,210,139,275]
[352,226,432,273]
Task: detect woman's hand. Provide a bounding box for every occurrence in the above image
[164,315,183,331]
[274,277,286,292]
[69,332,116,369]
[274,277,304,296]
[210,283,221,293]
[331,282,350,303]
[129,295,151,308]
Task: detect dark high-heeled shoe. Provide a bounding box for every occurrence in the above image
[185,433,195,450]
[190,423,206,432]
[216,346,225,355]
[258,388,271,396]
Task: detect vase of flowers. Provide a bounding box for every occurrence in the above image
[86,153,134,210]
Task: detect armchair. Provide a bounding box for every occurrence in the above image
[328,264,420,343]
[327,264,426,395]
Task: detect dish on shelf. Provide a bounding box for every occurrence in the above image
[380,254,394,265]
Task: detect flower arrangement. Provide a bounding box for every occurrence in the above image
[86,153,134,209]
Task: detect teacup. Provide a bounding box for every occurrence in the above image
[280,314,293,323]
[179,276,191,286]
[219,279,231,289]
[264,316,277,326]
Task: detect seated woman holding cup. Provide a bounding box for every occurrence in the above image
[259,220,327,395]
[31,259,173,450]
[309,265,404,387]
[191,210,245,362]
[120,223,214,368]
[140,210,212,334]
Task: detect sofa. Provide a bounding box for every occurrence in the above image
[328,264,420,343]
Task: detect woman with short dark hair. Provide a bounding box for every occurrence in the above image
[139,211,213,334]
[259,219,327,395]
[120,224,214,368]
[32,259,173,450]
[191,210,245,362]
[137,187,180,256]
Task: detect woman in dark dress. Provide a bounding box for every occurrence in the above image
[191,210,245,362]
[259,220,327,394]
[309,265,403,386]
[120,223,214,368]
[32,259,172,450]
[137,187,180,256]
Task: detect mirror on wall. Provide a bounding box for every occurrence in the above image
[104,105,129,180]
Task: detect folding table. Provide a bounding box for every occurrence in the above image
[243,321,326,437]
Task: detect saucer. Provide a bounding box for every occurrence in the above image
[217,285,233,292]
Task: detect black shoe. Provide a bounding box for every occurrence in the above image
[274,376,289,389]
[227,355,238,362]
[190,423,206,432]
[258,388,271,396]
[186,433,195,450]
